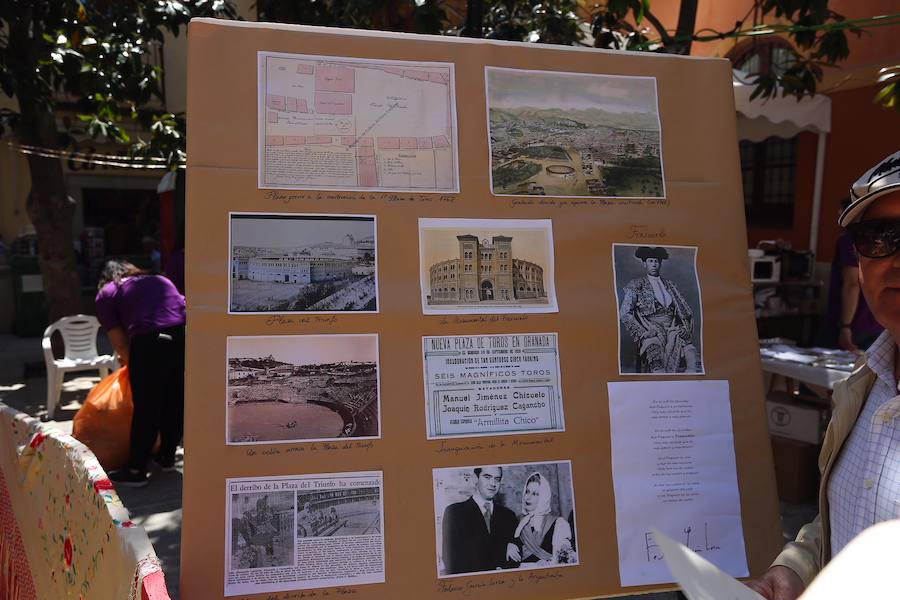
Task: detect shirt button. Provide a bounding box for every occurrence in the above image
[865,479,874,490]
[883,414,893,424]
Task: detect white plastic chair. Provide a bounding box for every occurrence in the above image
[42,315,118,417]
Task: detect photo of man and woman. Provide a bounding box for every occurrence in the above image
[433,461,578,578]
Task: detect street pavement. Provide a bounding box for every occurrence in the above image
[0,334,690,600]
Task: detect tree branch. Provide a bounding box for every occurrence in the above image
[643,9,673,46]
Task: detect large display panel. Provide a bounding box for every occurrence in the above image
[184,18,782,600]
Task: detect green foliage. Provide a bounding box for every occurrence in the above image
[0,0,235,164]
[478,0,583,44]
[590,0,653,50]
[746,1,861,100]
[256,0,446,34]
[0,0,890,169]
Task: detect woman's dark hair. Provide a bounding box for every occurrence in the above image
[98,260,145,290]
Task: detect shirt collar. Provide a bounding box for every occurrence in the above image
[865,330,898,391]
[472,491,492,510]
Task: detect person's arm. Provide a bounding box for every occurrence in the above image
[745,566,806,600]
[838,265,861,352]
[551,517,573,559]
[106,326,130,366]
[744,514,822,599]
[441,506,456,574]
[506,517,522,563]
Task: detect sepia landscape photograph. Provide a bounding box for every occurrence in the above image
[486,67,664,198]
[227,334,380,444]
[230,213,377,313]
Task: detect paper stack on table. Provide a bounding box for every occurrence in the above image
[759,342,858,371]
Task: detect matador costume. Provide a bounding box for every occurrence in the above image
[619,275,699,373]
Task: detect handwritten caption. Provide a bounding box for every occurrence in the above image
[263,190,669,209]
[265,315,338,328]
[437,571,564,595]
[265,191,455,205]
[645,523,721,562]
[626,225,667,240]
[435,436,555,456]
[437,315,528,326]
[254,587,358,600]
[511,197,668,209]
[246,440,375,458]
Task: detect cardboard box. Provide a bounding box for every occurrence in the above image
[766,395,826,444]
[771,435,820,504]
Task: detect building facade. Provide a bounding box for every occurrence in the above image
[246,255,353,284]
[428,235,546,304]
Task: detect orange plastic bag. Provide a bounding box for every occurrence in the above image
[73,367,133,470]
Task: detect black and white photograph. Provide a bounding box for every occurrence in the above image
[612,244,704,375]
[229,490,296,571]
[225,473,385,596]
[433,460,578,578]
[296,486,382,538]
[229,213,377,313]
[227,334,380,444]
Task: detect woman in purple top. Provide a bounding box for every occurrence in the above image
[819,232,884,351]
[95,260,186,487]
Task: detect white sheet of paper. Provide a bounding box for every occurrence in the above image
[650,528,763,600]
[608,380,749,586]
[799,520,900,600]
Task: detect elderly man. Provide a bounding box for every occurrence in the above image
[748,150,900,599]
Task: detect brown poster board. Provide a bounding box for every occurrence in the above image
[183,18,782,600]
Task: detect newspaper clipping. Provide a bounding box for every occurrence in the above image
[422,333,565,438]
[433,460,578,578]
[225,471,385,596]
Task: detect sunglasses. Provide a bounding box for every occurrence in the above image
[847,218,900,258]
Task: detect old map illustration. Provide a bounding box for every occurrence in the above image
[260,52,458,192]
[486,67,664,198]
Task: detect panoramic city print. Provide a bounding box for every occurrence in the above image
[486,67,664,198]
[229,213,377,313]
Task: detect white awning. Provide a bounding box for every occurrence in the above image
[732,70,831,252]
[733,70,831,141]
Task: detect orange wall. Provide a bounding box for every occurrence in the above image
[641,0,900,81]
[814,84,900,262]
[644,0,900,260]
[745,85,900,259]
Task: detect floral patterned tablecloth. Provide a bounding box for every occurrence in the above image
[0,402,168,600]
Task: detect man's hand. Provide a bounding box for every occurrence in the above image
[506,543,521,563]
[745,566,805,600]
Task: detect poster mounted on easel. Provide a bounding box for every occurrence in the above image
[184,18,783,600]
